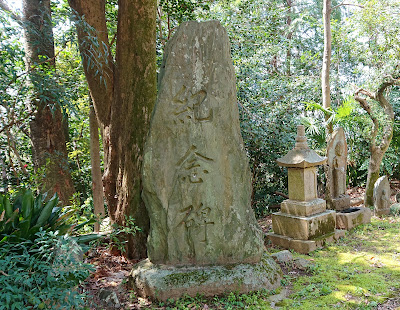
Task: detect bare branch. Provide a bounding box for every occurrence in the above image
[0,0,22,22]
[332,2,365,10]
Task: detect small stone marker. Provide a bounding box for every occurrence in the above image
[326,128,351,211]
[267,125,345,254]
[326,127,371,229]
[130,20,281,300]
[374,176,391,216]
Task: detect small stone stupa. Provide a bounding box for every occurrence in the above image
[326,127,371,230]
[267,125,345,254]
[129,20,281,301]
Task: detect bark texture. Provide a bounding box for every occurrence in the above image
[354,79,397,207]
[322,0,333,134]
[89,106,105,232]
[23,0,75,203]
[68,0,156,258]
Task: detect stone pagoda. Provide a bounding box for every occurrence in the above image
[267,125,345,254]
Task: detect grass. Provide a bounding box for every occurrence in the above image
[132,216,400,309]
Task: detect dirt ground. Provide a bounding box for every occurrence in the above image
[83,181,400,309]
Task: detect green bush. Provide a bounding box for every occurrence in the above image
[0,189,95,244]
[0,229,93,309]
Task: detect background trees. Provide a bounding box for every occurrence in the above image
[0,0,398,253]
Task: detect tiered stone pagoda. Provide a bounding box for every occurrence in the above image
[267,125,345,254]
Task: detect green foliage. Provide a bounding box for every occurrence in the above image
[0,229,93,309]
[0,189,95,244]
[109,215,141,254]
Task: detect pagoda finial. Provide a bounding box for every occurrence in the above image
[294,125,309,150]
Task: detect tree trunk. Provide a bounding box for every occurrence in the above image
[285,0,293,76]
[354,80,396,207]
[22,0,75,203]
[322,0,333,135]
[68,0,156,259]
[89,105,105,232]
[364,147,384,207]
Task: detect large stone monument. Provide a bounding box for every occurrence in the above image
[129,20,281,300]
[374,176,391,216]
[267,125,345,254]
[326,128,371,230]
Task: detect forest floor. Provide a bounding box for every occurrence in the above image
[82,183,400,309]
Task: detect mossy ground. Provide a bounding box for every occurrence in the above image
[85,215,400,309]
[279,216,400,309]
[124,216,400,309]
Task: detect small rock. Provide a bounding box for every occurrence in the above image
[390,203,400,216]
[293,257,313,270]
[270,250,293,264]
[99,288,121,309]
[269,288,289,308]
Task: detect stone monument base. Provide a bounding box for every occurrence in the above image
[331,195,351,211]
[375,208,391,216]
[336,207,371,230]
[128,253,282,301]
[267,230,345,254]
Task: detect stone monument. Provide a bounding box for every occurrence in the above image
[373,176,391,216]
[326,128,371,230]
[129,20,281,301]
[267,125,345,254]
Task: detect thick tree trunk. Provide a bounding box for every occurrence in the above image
[111,0,156,259]
[69,0,156,259]
[89,106,105,232]
[322,0,333,135]
[23,0,75,203]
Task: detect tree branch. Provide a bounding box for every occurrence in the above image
[0,0,22,22]
[332,2,364,10]
[354,91,378,148]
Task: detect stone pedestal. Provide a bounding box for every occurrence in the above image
[336,207,372,230]
[129,253,282,301]
[267,126,345,254]
[267,198,345,254]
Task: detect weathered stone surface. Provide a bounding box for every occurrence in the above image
[281,198,326,217]
[267,230,346,254]
[270,250,293,264]
[142,20,263,266]
[288,167,318,201]
[277,126,326,168]
[129,253,282,301]
[331,196,352,211]
[336,207,372,230]
[373,176,391,216]
[272,210,337,240]
[326,127,351,210]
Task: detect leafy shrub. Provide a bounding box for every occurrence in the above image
[0,229,93,309]
[0,189,95,244]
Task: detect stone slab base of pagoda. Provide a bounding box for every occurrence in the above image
[336,207,372,230]
[267,229,346,254]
